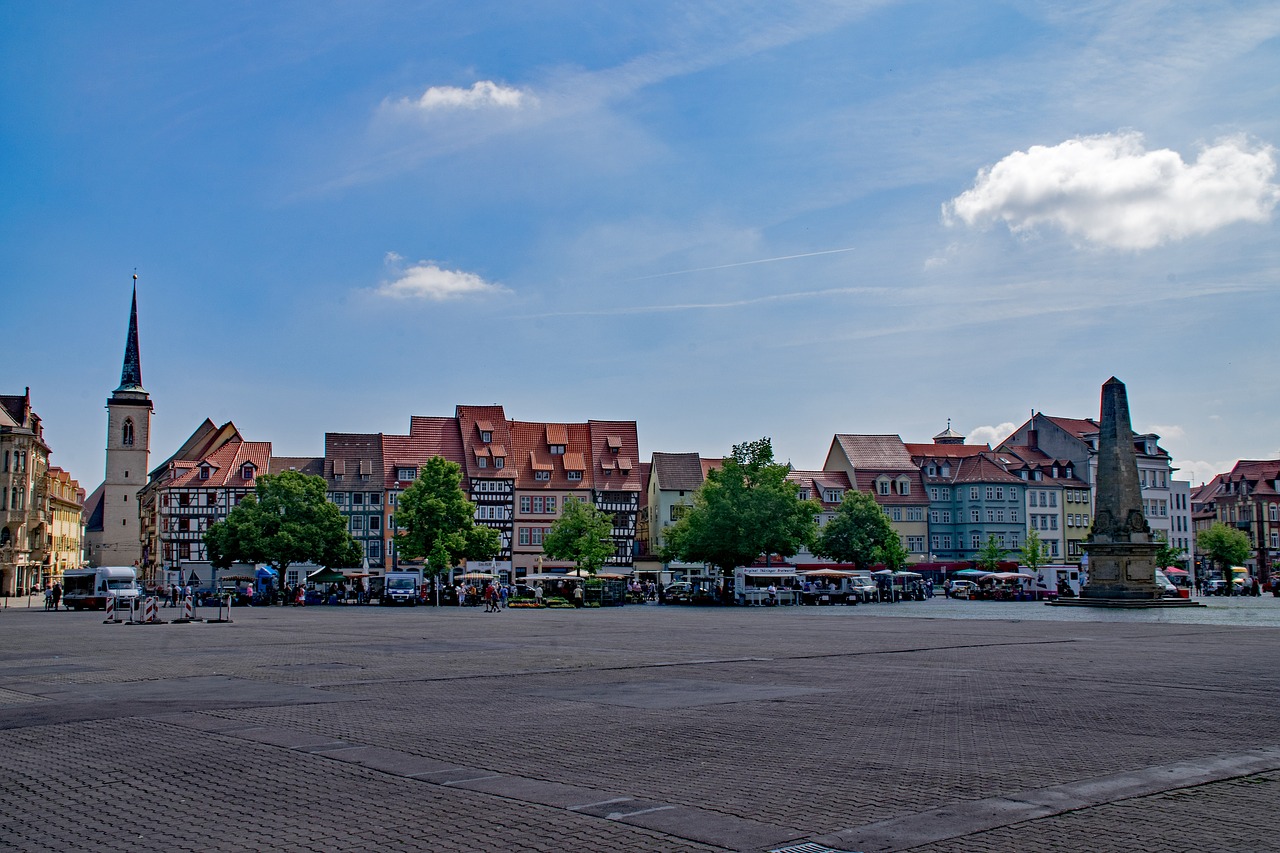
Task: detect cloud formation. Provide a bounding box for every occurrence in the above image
[944,132,1280,249]
[967,423,1017,448]
[394,80,533,112]
[376,253,509,301]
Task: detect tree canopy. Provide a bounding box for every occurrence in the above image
[975,534,1007,572]
[205,470,361,588]
[812,490,898,571]
[542,496,616,575]
[1020,529,1048,574]
[1152,530,1184,570]
[1196,522,1250,573]
[394,456,501,578]
[663,438,821,574]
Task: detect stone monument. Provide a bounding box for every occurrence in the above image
[1050,377,1201,608]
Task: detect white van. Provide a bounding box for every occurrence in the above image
[61,566,141,611]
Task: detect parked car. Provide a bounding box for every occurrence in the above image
[1154,570,1179,598]
[1205,579,1230,596]
[948,580,978,599]
[663,582,695,604]
[848,575,878,603]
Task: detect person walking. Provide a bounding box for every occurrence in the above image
[534,585,543,607]
[51,582,62,611]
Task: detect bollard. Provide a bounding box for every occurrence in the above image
[103,596,123,624]
[129,596,166,625]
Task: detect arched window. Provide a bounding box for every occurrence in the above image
[122,418,135,447]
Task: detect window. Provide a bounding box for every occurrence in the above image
[1048,492,1057,507]
[927,464,937,476]
[986,509,994,523]
[971,533,980,550]
[1050,516,1058,530]
[494,457,504,469]
[199,466,210,480]
[353,493,364,505]
[533,496,544,513]
[942,535,952,549]
[567,470,582,481]
[535,471,550,481]
[970,509,979,523]
[351,516,364,531]
[985,487,994,500]
[907,507,923,521]
[930,510,939,523]
[940,487,950,500]
[518,527,530,546]
[481,431,492,443]
[546,496,557,513]
[397,468,416,481]
[531,528,544,545]
[931,535,940,550]
[368,541,382,559]
[798,489,811,501]
[877,479,890,495]
[1010,534,1019,549]
[996,509,1005,523]
[241,464,253,480]
[891,507,902,521]
[1050,540,1059,557]
[970,487,979,501]
[907,536,925,552]
[897,479,910,495]
[824,489,842,503]
[333,492,348,504]
[942,510,951,523]
[369,516,381,532]
[996,534,1005,547]
[520,496,531,513]
[478,457,487,469]
[930,487,939,501]
[995,487,1003,500]
[369,493,381,505]
[122,418,135,447]
[550,444,565,455]
[940,464,951,478]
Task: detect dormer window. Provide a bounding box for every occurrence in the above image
[824,488,843,503]
[494,457,504,469]
[876,477,890,496]
[199,465,211,481]
[478,457,488,469]
[940,464,950,477]
[397,467,416,481]
[241,464,254,480]
[481,431,492,443]
[798,489,811,501]
[550,444,565,455]
[535,470,550,481]
[567,470,582,481]
[1065,467,1073,479]
[926,464,936,476]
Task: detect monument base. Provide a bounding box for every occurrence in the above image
[1046,597,1204,609]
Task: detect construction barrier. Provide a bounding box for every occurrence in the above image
[128,596,166,625]
[170,595,204,624]
[206,593,233,624]
[102,596,122,624]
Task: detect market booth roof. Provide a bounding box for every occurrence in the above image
[306,568,347,584]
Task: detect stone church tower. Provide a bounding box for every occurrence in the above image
[89,278,152,567]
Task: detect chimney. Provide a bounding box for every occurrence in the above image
[1027,429,1038,450]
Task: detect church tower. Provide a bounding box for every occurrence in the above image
[96,276,152,567]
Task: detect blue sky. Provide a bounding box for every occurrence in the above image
[4,2,1279,490]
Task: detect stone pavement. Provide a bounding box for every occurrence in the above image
[1,597,1279,852]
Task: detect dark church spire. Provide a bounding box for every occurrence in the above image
[116,274,144,392]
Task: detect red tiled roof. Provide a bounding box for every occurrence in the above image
[588,420,642,492]
[562,451,585,470]
[324,432,384,488]
[167,438,274,489]
[1043,416,1101,438]
[381,416,465,485]
[456,405,515,480]
[834,434,914,469]
[510,420,591,489]
[545,424,568,445]
[906,442,987,459]
[269,456,324,477]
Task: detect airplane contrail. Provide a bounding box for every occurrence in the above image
[626,245,859,281]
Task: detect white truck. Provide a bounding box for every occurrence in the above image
[1033,564,1082,599]
[61,566,141,611]
[381,570,421,606]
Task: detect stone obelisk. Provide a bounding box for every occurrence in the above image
[1080,377,1161,600]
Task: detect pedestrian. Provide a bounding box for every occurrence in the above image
[534,584,544,606]
[766,583,777,606]
[498,584,508,609]
[43,585,53,611]
[51,582,62,611]
[573,585,584,608]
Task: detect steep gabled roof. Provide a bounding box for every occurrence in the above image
[588,420,641,491]
[834,434,915,470]
[787,469,852,509]
[167,439,273,489]
[456,404,515,480]
[324,432,384,489]
[510,420,592,489]
[906,442,987,460]
[651,452,706,492]
[1043,416,1101,439]
[269,456,324,477]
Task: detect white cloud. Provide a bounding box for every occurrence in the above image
[376,254,509,301]
[944,132,1280,249]
[394,80,533,112]
[1178,459,1232,487]
[967,423,1017,448]
[1147,423,1186,440]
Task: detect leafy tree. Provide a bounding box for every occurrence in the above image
[975,534,1006,572]
[1020,529,1048,574]
[395,456,501,587]
[205,470,361,590]
[1152,530,1183,570]
[876,534,911,573]
[663,438,821,576]
[542,496,615,576]
[1197,522,1250,576]
[813,490,898,571]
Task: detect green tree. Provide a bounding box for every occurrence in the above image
[205,470,361,590]
[1020,529,1048,574]
[542,496,616,576]
[975,534,1006,572]
[1152,530,1183,570]
[876,534,910,573]
[812,490,898,571]
[663,438,821,577]
[1197,522,1250,577]
[395,456,501,588]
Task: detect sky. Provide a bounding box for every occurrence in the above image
[3,1,1279,491]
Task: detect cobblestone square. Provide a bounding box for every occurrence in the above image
[2,597,1278,852]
